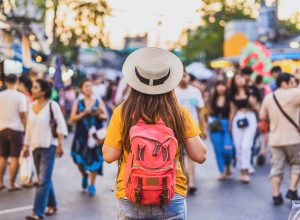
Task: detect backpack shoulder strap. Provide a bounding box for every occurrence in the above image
[273,93,300,133]
[49,101,55,121]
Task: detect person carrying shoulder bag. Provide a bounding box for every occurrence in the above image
[23,79,68,220]
[260,73,300,206]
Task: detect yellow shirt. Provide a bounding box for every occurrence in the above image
[104,105,201,199]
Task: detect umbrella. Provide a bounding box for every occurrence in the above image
[186,62,213,80]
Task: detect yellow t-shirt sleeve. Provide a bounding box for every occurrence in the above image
[104,105,123,150]
[182,107,201,139]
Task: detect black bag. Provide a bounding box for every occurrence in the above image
[257,154,266,167]
[273,94,300,134]
[237,118,249,128]
[49,102,58,138]
[209,119,223,132]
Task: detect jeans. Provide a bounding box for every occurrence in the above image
[32,145,57,217]
[209,118,233,173]
[117,194,187,220]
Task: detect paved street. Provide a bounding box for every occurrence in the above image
[0,135,292,220]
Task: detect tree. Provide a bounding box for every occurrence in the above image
[182,0,258,63]
[0,0,111,62]
[48,0,111,62]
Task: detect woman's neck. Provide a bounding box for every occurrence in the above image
[84,95,93,100]
[237,87,245,95]
[36,97,48,105]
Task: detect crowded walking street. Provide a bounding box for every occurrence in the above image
[1,0,300,220]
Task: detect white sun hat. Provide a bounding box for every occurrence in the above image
[122,47,184,95]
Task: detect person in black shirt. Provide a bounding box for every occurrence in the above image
[229,74,258,183]
[208,81,233,181]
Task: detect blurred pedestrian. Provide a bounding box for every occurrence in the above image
[260,73,300,205]
[269,66,282,91]
[70,79,108,196]
[103,77,120,119]
[103,47,206,220]
[18,75,37,188]
[92,73,107,100]
[18,75,33,102]
[230,74,257,183]
[114,78,130,105]
[254,75,272,103]
[175,72,207,195]
[23,79,68,220]
[289,75,299,89]
[0,74,27,191]
[208,81,233,180]
[59,86,76,132]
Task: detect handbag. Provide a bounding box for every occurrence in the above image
[209,119,223,132]
[49,102,58,138]
[273,94,300,134]
[237,118,249,128]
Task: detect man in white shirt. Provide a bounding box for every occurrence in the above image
[175,72,207,195]
[260,73,300,205]
[0,74,27,190]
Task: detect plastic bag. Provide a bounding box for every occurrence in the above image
[19,156,34,185]
[88,126,97,148]
[88,126,107,148]
[288,200,300,220]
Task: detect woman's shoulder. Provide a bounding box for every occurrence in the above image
[50,100,62,111]
[179,105,191,116]
[113,104,123,115]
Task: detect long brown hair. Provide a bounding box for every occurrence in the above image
[122,89,187,152]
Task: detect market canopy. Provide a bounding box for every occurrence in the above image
[212,51,300,64]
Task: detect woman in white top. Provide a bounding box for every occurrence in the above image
[23,79,68,220]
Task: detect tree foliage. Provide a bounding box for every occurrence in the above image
[0,0,111,58]
[182,0,258,63]
[55,0,111,49]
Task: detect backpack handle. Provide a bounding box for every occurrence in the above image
[136,119,166,126]
[138,144,169,169]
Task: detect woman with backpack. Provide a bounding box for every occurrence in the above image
[103,47,207,220]
[23,79,68,220]
[70,79,108,196]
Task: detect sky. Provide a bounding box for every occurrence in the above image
[105,0,300,49]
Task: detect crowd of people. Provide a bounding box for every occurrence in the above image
[0,47,299,219]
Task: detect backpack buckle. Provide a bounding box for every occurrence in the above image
[160,178,168,205]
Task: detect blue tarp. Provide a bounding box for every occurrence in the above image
[214,51,300,63]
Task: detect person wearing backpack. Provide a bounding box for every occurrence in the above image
[260,73,300,205]
[103,47,207,220]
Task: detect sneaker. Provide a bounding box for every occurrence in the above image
[239,175,250,184]
[87,185,96,196]
[286,190,299,201]
[82,174,88,190]
[273,194,284,205]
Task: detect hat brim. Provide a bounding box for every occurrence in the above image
[122,48,183,95]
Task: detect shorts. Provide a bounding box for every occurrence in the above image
[117,194,187,220]
[269,144,300,179]
[0,129,23,157]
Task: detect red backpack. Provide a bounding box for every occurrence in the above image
[124,119,178,205]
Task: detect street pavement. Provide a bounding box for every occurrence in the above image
[0,134,293,220]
